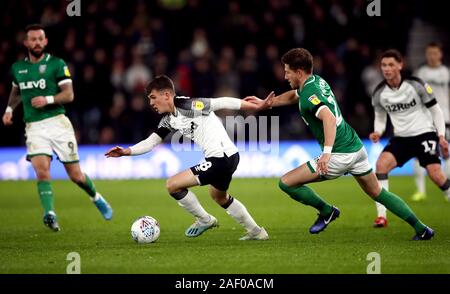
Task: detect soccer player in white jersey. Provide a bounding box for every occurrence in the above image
[411,42,450,202]
[105,75,269,240]
[370,49,450,228]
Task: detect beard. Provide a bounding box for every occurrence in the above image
[29,46,45,58]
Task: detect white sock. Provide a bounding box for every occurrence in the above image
[376,179,388,218]
[413,159,426,194]
[443,187,450,200]
[225,197,260,234]
[445,158,450,179]
[177,190,210,223]
[91,192,101,202]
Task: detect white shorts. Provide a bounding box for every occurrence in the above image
[25,114,79,163]
[306,147,372,180]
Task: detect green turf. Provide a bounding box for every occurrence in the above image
[0,177,449,273]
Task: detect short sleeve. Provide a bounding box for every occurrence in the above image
[410,78,436,107]
[55,59,72,86]
[10,65,18,87]
[174,96,212,115]
[301,89,327,116]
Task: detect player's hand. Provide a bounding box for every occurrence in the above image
[105,146,131,158]
[31,96,48,108]
[2,112,13,126]
[263,91,275,109]
[244,91,275,110]
[439,135,449,158]
[317,153,331,175]
[369,132,381,143]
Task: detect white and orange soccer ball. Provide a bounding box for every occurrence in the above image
[131,216,160,243]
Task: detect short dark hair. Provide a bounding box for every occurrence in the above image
[281,48,313,74]
[25,24,45,34]
[145,75,175,95]
[381,49,403,63]
[426,41,443,51]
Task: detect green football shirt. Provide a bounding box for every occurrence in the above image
[11,53,72,123]
[296,75,363,153]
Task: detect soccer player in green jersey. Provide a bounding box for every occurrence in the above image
[245,48,434,240]
[2,24,113,232]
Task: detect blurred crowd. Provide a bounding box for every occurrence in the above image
[0,0,446,146]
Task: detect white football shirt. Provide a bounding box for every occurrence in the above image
[372,78,437,137]
[416,65,450,123]
[156,96,238,158]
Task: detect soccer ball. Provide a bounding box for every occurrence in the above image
[131,216,160,243]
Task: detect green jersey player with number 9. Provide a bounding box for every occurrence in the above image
[2,24,113,232]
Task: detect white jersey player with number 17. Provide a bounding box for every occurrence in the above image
[411,42,450,202]
[370,49,450,229]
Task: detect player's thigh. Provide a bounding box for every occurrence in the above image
[166,168,199,193]
[25,124,53,159]
[63,162,84,183]
[280,162,321,187]
[30,155,52,179]
[425,163,447,186]
[305,153,352,180]
[348,147,373,177]
[375,152,397,173]
[50,116,79,163]
[354,172,381,199]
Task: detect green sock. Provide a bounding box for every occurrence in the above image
[76,173,97,197]
[376,188,426,233]
[37,181,54,214]
[279,180,333,216]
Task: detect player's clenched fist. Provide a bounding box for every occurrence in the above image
[2,112,13,126]
[369,132,381,143]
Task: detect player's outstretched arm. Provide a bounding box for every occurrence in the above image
[31,82,74,108]
[241,91,275,111]
[244,90,297,110]
[105,146,131,157]
[105,132,163,158]
[2,86,21,126]
[208,92,274,112]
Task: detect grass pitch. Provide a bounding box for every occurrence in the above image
[0,177,449,273]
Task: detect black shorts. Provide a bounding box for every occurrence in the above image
[190,153,240,191]
[383,132,441,168]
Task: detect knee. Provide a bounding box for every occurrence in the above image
[427,167,446,184]
[35,167,50,181]
[367,187,381,198]
[375,161,388,173]
[166,178,179,194]
[69,172,85,184]
[278,178,290,192]
[211,193,228,205]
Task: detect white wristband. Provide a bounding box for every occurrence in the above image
[323,146,333,154]
[5,106,13,113]
[45,96,55,104]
